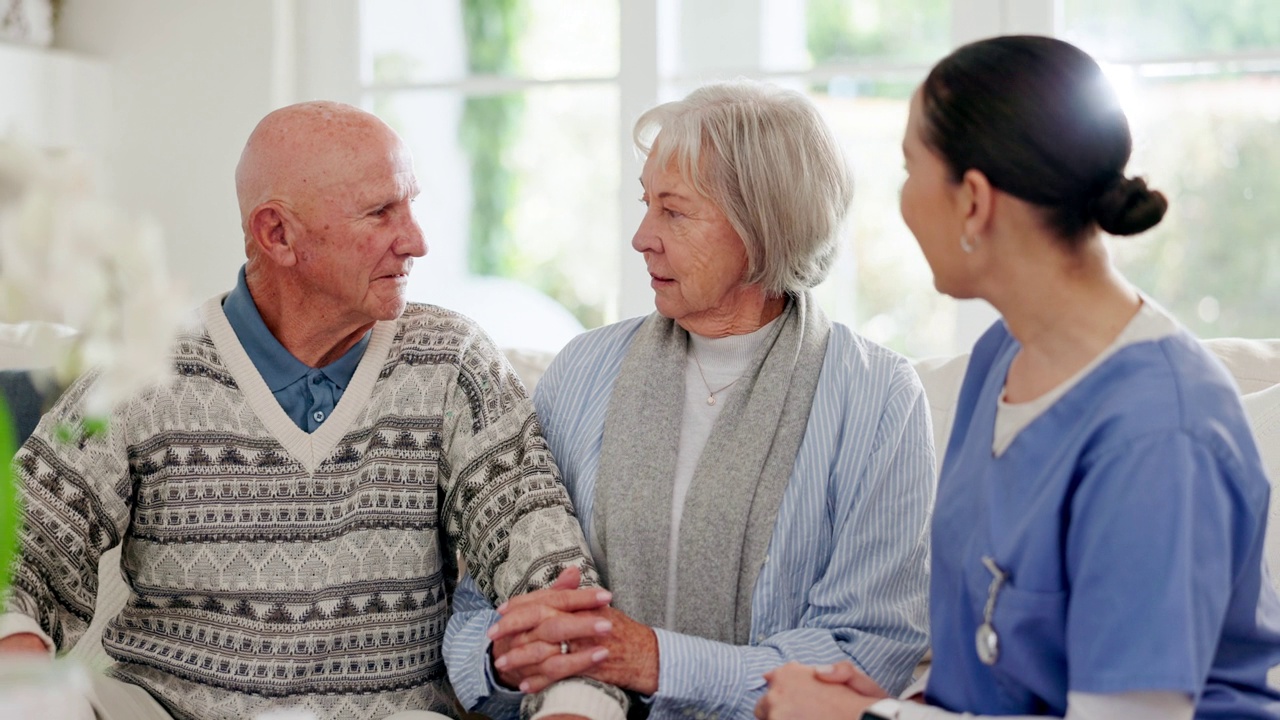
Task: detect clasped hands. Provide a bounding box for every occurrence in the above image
[486,566,660,696]
[753,660,891,720]
[486,568,893,720]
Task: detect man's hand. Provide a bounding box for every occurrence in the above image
[0,632,51,655]
[489,568,660,695]
[754,662,880,720]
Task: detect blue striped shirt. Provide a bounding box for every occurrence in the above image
[445,317,935,718]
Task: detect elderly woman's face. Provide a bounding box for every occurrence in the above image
[633,152,750,333]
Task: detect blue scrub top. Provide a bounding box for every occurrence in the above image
[926,321,1280,718]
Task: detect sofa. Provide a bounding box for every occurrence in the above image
[0,327,1276,685]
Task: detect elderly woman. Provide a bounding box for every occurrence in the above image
[755,35,1280,720]
[443,80,935,719]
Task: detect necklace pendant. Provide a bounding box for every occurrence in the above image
[975,622,1000,665]
[706,395,716,406]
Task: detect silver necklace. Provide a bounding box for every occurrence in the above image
[690,345,741,406]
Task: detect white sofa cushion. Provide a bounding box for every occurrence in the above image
[1204,338,1280,394]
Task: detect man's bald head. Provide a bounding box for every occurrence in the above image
[235,101,403,236]
[233,101,425,357]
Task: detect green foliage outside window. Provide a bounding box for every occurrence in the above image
[1115,78,1280,338]
[807,0,949,65]
[805,1,1280,346]
[1064,0,1280,57]
[1066,0,1280,337]
[460,0,526,277]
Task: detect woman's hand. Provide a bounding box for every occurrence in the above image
[488,567,615,691]
[754,661,882,720]
[488,567,660,694]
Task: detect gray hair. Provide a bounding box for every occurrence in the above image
[633,80,854,295]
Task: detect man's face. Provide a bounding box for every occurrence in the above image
[293,131,427,330]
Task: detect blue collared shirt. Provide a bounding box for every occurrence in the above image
[222,266,370,432]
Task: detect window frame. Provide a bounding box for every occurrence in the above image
[315,0,1280,350]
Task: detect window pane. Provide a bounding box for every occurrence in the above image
[1110,67,1280,339]
[1064,0,1280,58]
[807,0,950,66]
[810,79,959,359]
[360,0,619,85]
[369,84,619,351]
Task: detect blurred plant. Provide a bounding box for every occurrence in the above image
[0,137,185,596]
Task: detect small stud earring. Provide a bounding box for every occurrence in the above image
[960,234,976,254]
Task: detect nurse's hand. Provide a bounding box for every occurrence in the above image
[754,662,879,720]
[813,660,890,698]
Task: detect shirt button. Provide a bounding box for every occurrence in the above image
[312,375,323,385]
[313,410,325,423]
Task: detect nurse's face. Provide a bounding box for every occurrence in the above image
[900,90,972,298]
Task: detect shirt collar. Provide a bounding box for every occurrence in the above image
[222,265,370,392]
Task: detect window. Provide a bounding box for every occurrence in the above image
[1063,0,1280,339]
[802,0,955,358]
[359,0,620,351]
[354,0,1279,355]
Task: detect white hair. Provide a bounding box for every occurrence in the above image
[633,80,854,295]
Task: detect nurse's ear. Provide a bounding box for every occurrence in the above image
[958,168,995,241]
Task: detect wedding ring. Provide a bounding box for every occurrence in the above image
[559,641,570,655]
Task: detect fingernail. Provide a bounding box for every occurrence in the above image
[494,655,507,669]
[486,626,498,639]
[497,602,508,613]
[591,648,609,662]
[594,620,612,634]
[519,681,531,693]
[596,590,612,603]
[815,664,832,673]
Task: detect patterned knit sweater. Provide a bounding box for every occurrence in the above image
[5,297,597,719]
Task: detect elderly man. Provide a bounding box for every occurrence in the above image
[0,102,623,720]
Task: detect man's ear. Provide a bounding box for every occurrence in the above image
[247,202,299,268]
[959,168,995,240]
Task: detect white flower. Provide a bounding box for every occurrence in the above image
[0,141,41,209]
[0,136,185,419]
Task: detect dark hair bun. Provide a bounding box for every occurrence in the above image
[1091,176,1168,236]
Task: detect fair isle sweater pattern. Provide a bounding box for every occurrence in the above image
[7,301,595,719]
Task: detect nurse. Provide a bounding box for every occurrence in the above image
[755,34,1280,720]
